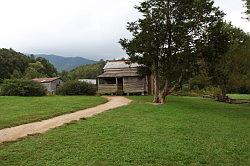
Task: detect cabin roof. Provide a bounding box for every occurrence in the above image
[103,60,140,69]
[98,70,139,78]
[32,77,61,83]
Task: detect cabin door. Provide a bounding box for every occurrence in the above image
[117,77,123,95]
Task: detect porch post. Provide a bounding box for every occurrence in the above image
[116,77,118,95]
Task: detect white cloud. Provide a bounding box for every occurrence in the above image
[0,0,249,60]
[214,0,250,32]
[0,0,140,59]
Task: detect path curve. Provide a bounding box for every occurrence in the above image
[0,96,131,143]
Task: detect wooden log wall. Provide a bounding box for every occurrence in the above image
[123,77,146,93]
[98,84,117,94]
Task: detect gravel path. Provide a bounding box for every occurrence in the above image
[0,96,131,144]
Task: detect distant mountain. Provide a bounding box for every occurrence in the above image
[34,54,96,71]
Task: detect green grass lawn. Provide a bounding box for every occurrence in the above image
[228,94,250,100]
[0,96,107,129]
[0,96,249,165]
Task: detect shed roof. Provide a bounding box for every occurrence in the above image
[103,60,140,70]
[32,77,61,83]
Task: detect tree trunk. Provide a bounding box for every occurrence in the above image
[157,79,169,104]
[153,61,160,103]
[158,81,176,104]
[221,89,226,99]
[153,72,161,103]
[153,75,183,104]
[158,92,167,104]
[217,86,229,102]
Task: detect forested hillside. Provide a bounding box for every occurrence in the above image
[0,48,57,82]
[61,60,105,81]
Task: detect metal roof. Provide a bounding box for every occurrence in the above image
[103,60,140,70]
[32,77,61,83]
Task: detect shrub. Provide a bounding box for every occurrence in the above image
[175,86,221,97]
[0,79,46,96]
[56,80,96,96]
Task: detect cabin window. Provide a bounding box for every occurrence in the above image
[99,78,116,84]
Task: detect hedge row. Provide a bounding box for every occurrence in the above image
[0,79,46,96]
[56,80,96,95]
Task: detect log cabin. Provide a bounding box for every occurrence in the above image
[97,60,153,95]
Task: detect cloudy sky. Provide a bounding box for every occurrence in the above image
[0,0,249,60]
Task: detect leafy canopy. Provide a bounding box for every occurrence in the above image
[120,0,224,103]
[202,22,250,95]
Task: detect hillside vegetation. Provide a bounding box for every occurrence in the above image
[0,48,57,81]
[62,61,105,80]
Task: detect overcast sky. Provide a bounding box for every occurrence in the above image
[0,0,249,60]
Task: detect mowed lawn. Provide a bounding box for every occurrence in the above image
[228,94,250,100]
[0,96,250,165]
[0,96,107,129]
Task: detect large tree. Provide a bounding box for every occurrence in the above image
[120,0,223,103]
[202,22,250,99]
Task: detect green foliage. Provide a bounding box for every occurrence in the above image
[120,0,224,102]
[66,61,105,80]
[201,22,250,96]
[24,61,45,79]
[0,79,46,96]
[1,96,249,165]
[176,86,221,97]
[0,49,58,81]
[56,80,96,96]
[59,70,70,82]
[227,38,250,93]
[24,56,57,79]
[0,48,30,81]
[0,96,106,129]
[35,57,58,77]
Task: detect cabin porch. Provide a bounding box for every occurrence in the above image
[97,77,124,95]
[97,77,146,95]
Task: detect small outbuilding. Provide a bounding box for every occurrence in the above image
[32,77,63,93]
[97,60,153,95]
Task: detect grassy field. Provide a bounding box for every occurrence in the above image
[0,96,249,165]
[228,94,250,100]
[0,96,106,129]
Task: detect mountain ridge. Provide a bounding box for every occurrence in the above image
[34,54,96,71]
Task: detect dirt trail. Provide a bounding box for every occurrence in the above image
[0,96,131,144]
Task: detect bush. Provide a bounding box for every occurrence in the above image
[175,86,221,97]
[0,79,46,96]
[56,80,96,96]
